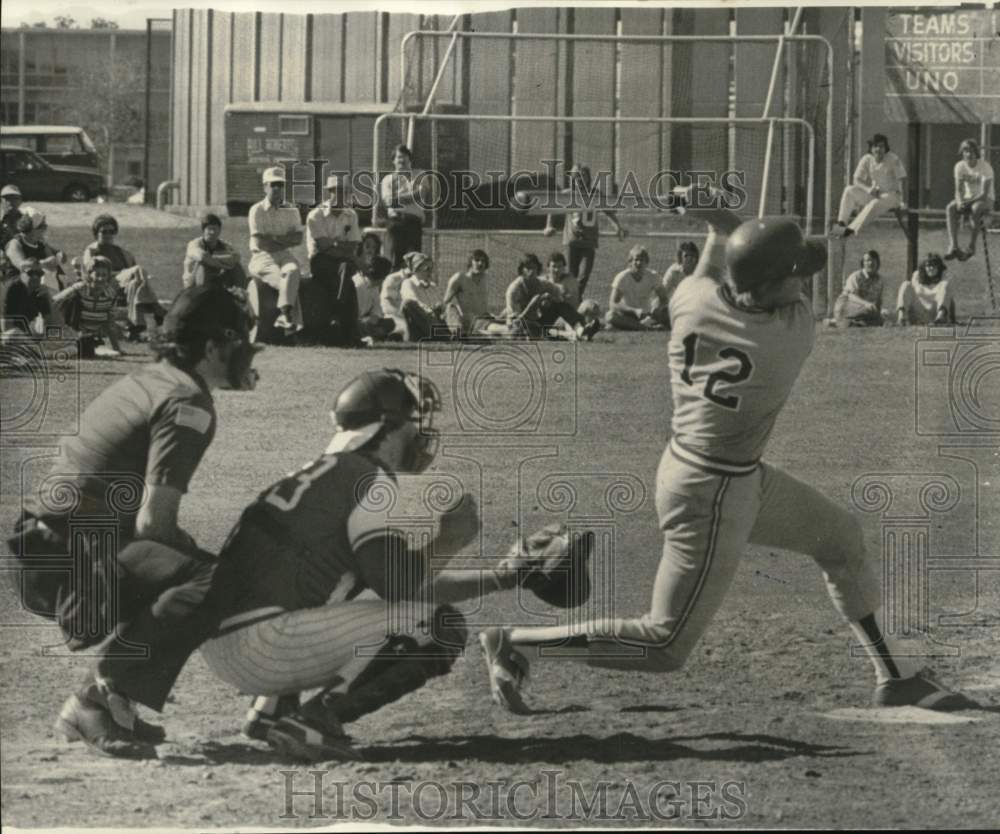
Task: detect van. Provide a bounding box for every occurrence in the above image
[0,126,102,173]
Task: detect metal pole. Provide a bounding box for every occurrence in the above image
[144,19,153,203]
[421,31,460,117]
[760,120,777,217]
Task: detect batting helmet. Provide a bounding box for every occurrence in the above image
[725,217,827,293]
[329,369,441,471]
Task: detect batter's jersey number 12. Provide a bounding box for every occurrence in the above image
[680,332,754,410]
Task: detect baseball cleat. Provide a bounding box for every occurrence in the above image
[242,694,300,742]
[54,693,158,760]
[874,668,980,711]
[266,715,358,763]
[479,627,531,715]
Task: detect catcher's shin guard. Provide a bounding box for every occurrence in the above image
[303,604,468,725]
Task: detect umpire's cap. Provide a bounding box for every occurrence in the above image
[163,285,246,342]
[725,217,826,293]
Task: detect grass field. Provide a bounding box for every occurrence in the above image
[1,208,998,828]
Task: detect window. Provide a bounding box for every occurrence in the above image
[279,115,310,136]
[46,135,82,154]
[2,150,46,172]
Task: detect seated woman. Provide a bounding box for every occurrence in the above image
[505,253,598,340]
[896,252,955,326]
[832,249,885,327]
[82,213,165,340]
[182,213,246,289]
[352,231,396,342]
[661,240,699,307]
[4,207,69,292]
[52,255,124,357]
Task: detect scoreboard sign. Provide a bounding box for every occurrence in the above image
[884,8,1000,122]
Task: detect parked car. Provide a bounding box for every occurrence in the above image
[0,125,102,172]
[0,146,105,202]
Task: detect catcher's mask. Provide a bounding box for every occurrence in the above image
[328,368,441,472]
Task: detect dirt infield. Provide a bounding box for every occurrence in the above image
[2,204,998,828]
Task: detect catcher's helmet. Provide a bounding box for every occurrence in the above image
[329,368,441,471]
[725,217,827,293]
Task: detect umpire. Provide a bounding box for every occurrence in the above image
[6,285,260,759]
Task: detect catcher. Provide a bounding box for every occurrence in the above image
[199,368,592,761]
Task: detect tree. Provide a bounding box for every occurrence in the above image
[90,18,119,29]
[53,15,77,29]
[66,55,147,186]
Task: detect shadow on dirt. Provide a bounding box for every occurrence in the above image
[357,730,863,765]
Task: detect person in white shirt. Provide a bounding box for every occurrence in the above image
[661,240,699,307]
[306,175,361,286]
[247,167,304,334]
[832,133,907,239]
[897,252,955,325]
[399,251,447,341]
[606,245,670,330]
[945,138,995,262]
[352,232,395,341]
[379,144,425,269]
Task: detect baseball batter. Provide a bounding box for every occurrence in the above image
[481,203,979,714]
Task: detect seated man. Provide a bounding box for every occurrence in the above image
[831,249,885,327]
[182,213,246,290]
[832,133,907,239]
[606,244,670,330]
[545,251,580,308]
[661,240,699,307]
[352,232,395,342]
[400,253,448,341]
[1,259,57,345]
[945,138,995,262]
[307,175,361,287]
[897,252,955,326]
[505,253,597,340]
[442,249,499,338]
[248,167,304,334]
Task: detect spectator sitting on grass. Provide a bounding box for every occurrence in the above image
[544,251,580,308]
[506,253,598,341]
[183,213,246,289]
[831,249,885,327]
[53,255,124,357]
[443,249,498,338]
[81,212,164,339]
[661,240,699,307]
[896,252,955,326]
[399,252,449,341]
[352,231,395,342]
[606,244,670,331]
[1,185,25,278]
[4,207,69,291]
[1,259,58,345]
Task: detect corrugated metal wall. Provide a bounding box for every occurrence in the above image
[171,7,848,210]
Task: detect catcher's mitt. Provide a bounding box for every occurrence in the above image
[499,523,593,608]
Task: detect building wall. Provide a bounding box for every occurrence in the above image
[175,7,851,212]
[0,27,171,190]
